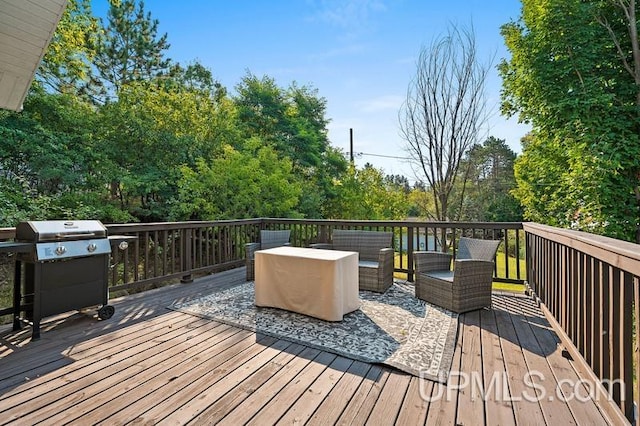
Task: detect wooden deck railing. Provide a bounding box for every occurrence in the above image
[0,218,524,310]
[524,223,639,425]
[105,219,262,292]
[106,218,526,289]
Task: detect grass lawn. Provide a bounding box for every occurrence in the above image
[394,251,527,294]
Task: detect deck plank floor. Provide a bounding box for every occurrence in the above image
[0,268,618,425]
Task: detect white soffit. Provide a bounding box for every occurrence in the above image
[0,0,67,111]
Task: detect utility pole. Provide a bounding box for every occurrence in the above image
[349,128,354,164]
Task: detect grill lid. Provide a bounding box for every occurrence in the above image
[16,220,108,242]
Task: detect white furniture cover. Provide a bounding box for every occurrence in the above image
[255,246,359,321]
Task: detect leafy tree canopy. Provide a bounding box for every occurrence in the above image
[172,141,302,220]
[37,0,102,99]
[500,0,640,241]
[0,0,424,226]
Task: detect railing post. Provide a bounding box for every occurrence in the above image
[407,226,414,282]
[525,232,533,296]
[319,225,329,243]
[12,260,21,330]
[181,227,193,283]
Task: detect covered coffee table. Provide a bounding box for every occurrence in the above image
[254,246,359,321]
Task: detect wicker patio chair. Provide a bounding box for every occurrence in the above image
[311,229,394,292]
[413,237,501,313]
[245,230,291,281]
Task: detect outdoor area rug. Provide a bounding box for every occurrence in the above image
[169,280,458,383]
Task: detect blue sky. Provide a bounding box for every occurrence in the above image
[91,0,529,181]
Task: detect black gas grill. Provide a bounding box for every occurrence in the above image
[12,220,117,339]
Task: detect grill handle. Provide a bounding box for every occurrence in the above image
[54,232,98,239]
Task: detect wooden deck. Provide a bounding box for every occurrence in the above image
[0,268,620,425]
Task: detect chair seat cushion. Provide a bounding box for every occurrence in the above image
[359,260,379,269]
[424,271,454,282]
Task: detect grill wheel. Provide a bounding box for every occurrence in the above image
[97,305,115,320]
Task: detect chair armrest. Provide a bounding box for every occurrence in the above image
[378,247,394,268]
[378,247,394,262]
[413,251,452,273]
[245,242,260,260]
[310,243,333,250]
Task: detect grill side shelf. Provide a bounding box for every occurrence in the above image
[0,242,32,254]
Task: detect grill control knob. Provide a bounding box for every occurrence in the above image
[55,246,66,256]
[87,243,97,253]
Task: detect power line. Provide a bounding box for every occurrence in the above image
[346,129,413,161]
[357,152,412,160]
[356,152,412,161]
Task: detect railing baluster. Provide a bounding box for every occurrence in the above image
[592,259,601,378]
[634,276,640,426]
[153,230,158,278]
[621,271,634,421]
[585,255,593,367]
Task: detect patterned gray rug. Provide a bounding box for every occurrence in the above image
[169,280,458,382]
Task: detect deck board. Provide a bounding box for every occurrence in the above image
[505,296,578,425]
[0,268,619,425]
[479,308,516,426]
[247,351,338,424]
[306,360,372,425]
[96,331,267,425]
[366,370,411,425]
[493,298,549,425]
[424,317,464,426]
[192,342,308,424]
[456,309,485,426]
[275,355,354,425]
[395,376,431,425]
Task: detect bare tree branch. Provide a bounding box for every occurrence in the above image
[399,24,490,221]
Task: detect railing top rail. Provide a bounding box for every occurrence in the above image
[262,218,524,229]
[105,218,261,233]
[523,222,640,274]
[1,219,523,242]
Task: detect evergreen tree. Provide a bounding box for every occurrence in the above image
[94,0,171,101]
[459,137,522,222]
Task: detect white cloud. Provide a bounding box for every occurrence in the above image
[357,95,404,112]
[311,0,387,28]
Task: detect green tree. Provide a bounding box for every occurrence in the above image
[0,88,131,225]
[36,0,102,100]
[233,72,349,218]
[330,164,409,220]
[166,61,227,101]
[457,137,522,221]
[234,73,287,146]
[500,0,640,241]
[385,175,412,193]
[407,185,435,219]
[172,141,302,220]
[94,0,171,100]
[97,76,235,221]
